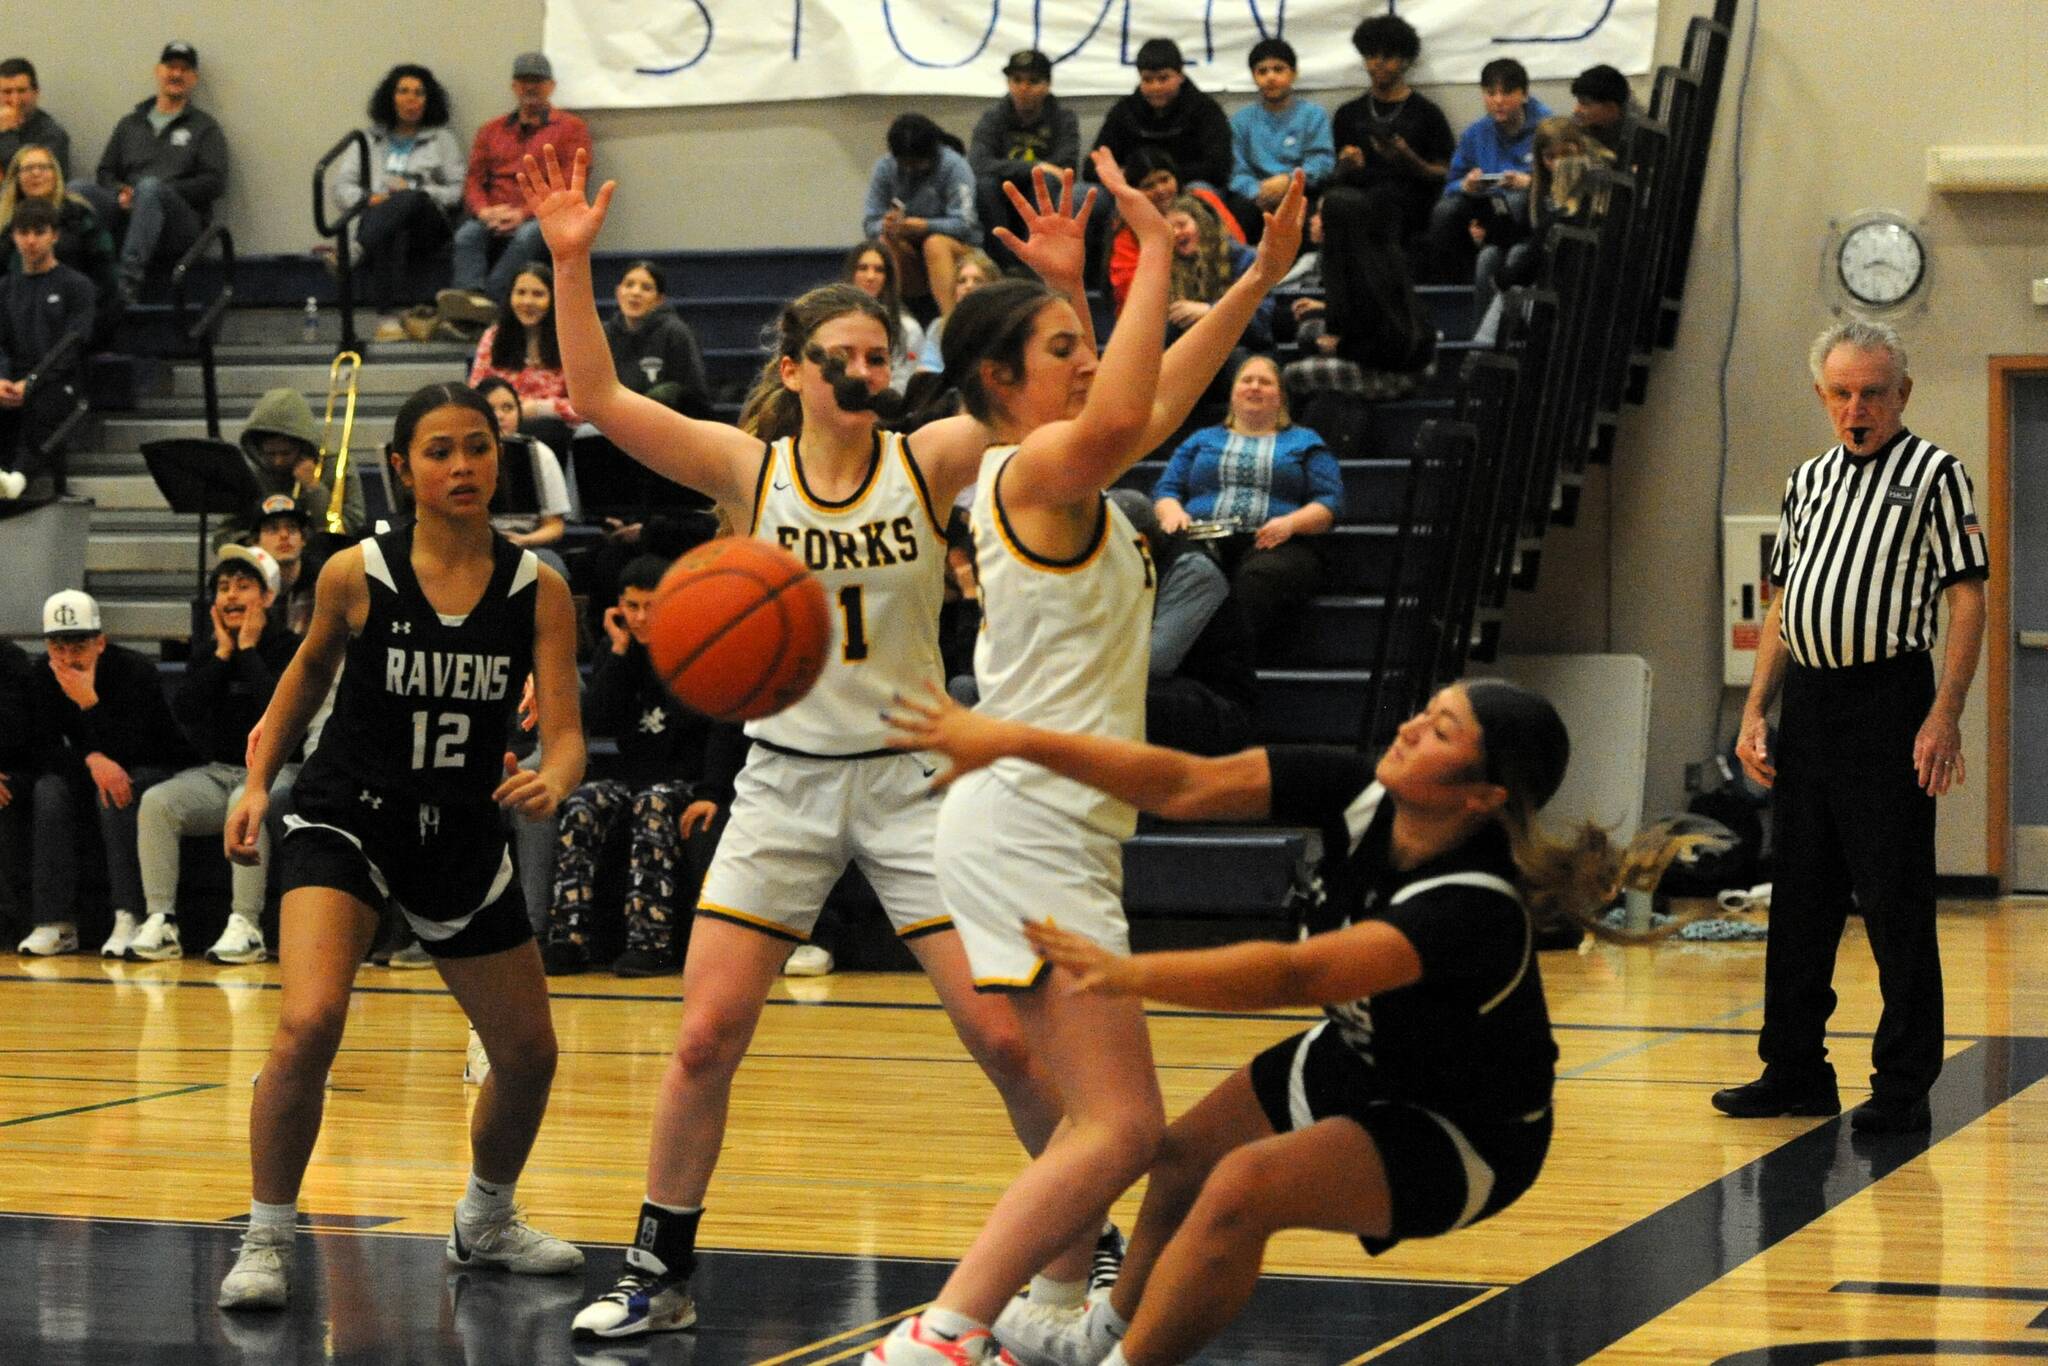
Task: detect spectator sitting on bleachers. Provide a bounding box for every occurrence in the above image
[0,639,33,933]
[1109,490,1256,757]
[248,493,316,635]
[475,374,573,574]
[0,198,96,502]
[1473,116,1610,328]
[1229,39,1335,218]
[0,58,72,177]
[541,554,731,978]
[130,545,300,965]
[232,385,365,541]
[442,52,589,317]
[843,239,924,391]
[1106,147,1243,312]
[861,112,980,317]
[1153,353,1341,657]
[1328,15,1452,259]
[468,261,580,455]
[1,144,116,308]
[1287,184,1436,402]
[15,589,191,958]
[604,259,712,418]
[1570,64,1640,155]
[968,49,1079,272]
[77,41,227,307]
[915,248,997,374]
[1089,39,1233,196]
[1429,58,1550,282]
[939,508,980,700]
[332,64,466,336]
[1162,195,1273,351]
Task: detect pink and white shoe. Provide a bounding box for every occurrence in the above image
[864,1314,1019,1365]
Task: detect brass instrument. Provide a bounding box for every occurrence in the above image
[314,350,362,535]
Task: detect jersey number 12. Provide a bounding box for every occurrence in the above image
[411,711,471,770]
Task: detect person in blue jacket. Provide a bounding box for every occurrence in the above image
[1228,39,1335,214]
[861,113,980,316]
[1427,58,1550,280]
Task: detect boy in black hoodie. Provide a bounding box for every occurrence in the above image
[128,546,299,963]
[1086,39,1234,192]
[542,555,743,977]
[17,589,192,956]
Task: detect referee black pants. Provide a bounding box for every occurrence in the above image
[1758,651,1943,1101]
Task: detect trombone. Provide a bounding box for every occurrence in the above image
[314,350,362,535]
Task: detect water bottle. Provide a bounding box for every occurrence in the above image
[302,297,320,345]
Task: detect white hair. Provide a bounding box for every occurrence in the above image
[1809,320,1908,385]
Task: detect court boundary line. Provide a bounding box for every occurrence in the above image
[0,1082,220,1128]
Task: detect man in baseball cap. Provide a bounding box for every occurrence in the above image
[41,587,100,639]
[971,49,1080,269]
[250,494,316,632]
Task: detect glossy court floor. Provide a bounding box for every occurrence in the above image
[2,901,2044,1365]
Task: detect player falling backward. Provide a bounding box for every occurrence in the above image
[523,142,1173,1337]
[215,383,586,1311]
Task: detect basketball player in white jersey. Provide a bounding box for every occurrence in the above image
[864,161,1307,1365]
[521,145,1118,1339]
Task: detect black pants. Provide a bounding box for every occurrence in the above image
[355,189,452,310]
[1758,651,1942,1100]
[1211,533,1325,657]
[1147,675,1251,757]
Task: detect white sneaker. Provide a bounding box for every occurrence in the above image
[865,1315,1018,1365]
[207,913,268,965]
[783,944,835,976]
[464,1028,491,1086]
[17,922,78,956]
[126,912,183,961]
[994,1297,1119,1366]
[447,1207,584,1275]
[102,911,140,958]
[571,1262,697,1338]
[388,941,434,969]
[0,469,26,501]
[217,1224,294,1310]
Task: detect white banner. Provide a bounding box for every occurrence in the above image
[545,1,1659,110]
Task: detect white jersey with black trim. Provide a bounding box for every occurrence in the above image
[745,428,947,755]
[970,444,1156,838]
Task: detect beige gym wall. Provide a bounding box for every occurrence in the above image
[18,2,2045,873]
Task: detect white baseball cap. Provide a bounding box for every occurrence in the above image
[216,544,282,596]
[42,589,103,638]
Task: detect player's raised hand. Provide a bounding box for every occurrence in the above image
[883,684,1018,790]
[516,145,615,261]
[1024,918,1141,995]
[1249,170,1307,289]
[1092,146,1168,247]
[224,787,270,866]
[493,751,560,820]
[996,165,1095,287]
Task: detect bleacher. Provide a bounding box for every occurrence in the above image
[22,0,1735,950]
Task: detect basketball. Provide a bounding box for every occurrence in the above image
[645,538,832,721]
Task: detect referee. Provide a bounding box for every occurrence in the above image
[1713,321,1988,1134]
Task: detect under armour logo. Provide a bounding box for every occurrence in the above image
[391,622,413,635]
[359,790,384,809]
[637,707,668,735]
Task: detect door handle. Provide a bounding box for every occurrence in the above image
[2021,630,2048,650]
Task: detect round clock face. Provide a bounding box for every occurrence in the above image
[1837,219,1925,307]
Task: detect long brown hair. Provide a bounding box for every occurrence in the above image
[736,284,898,443]
[1166,196,1234,306]
[1499,802,1729,943]
[842,239,905,324]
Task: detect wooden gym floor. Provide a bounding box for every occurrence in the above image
[1,900,2044,1364]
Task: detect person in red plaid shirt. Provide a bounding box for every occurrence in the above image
[444,53,590,313]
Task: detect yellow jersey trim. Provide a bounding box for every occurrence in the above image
[695,900,807,945]
[898,433,947,537]
[990,454,1111,576]
[972,959,1051,991]
[745,442,775,538]
[790,430,883,516]
[894,914,954,941]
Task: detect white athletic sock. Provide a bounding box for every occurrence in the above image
[1029,1274,1087,1309]
[248,1200,296,1235]
[1100,1347,1131,1366]
[922,1307,986,1340]
[457,1171,515,1224]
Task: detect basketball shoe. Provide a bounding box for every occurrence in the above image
[571,1261,697,1338]
[1089,1223,1126,1300]
[994,1294,1122,1366]
[217,1224,293,1310]
[866,1314,1020,1364]
[447,1206,584,1274]
[126,911,182,961]
[207,913,268,964]
[17,922,76,956]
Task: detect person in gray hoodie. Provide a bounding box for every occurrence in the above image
[228,387,365,545]
[78,42,229,304]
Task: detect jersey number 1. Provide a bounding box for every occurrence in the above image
[411,711,471,770]
[837,585,870,662]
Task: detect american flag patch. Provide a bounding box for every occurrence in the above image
[1962,515,1983,536]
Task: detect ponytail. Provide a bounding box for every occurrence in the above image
[1500,800,1733,944]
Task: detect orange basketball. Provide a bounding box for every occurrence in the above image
[646,539,831,722]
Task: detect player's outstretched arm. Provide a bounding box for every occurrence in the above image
[884,684,1272,821]
[1025,916,1424,1012]
[518,145,759,508]
[496,565,587,821]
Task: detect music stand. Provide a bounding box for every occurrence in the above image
[568,431,710,523]
[139,437,262,597]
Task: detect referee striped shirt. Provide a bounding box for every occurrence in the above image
[1768,429,1989,669]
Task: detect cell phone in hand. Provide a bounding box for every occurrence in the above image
[1468,172,1509,191]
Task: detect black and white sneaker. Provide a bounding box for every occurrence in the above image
[571,1263,697,1338]
[1088,1223,1126,1301]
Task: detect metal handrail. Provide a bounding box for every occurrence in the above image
[170,224,236,439]
[313,128,373,357]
